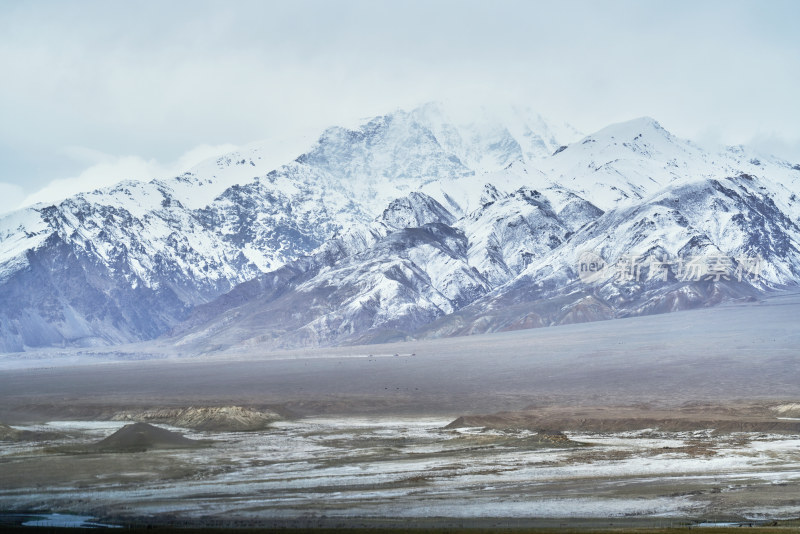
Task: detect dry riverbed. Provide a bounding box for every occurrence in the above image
[1,404,799,529]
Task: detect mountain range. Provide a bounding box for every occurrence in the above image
[1,102,799,353]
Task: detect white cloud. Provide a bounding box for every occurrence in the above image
[20,144,238,208]
[173,144,240,172]
[1,0,799,194]
[747,134,800,164]
[0,182,25,216]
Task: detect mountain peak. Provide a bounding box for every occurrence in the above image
[380,192,455,230]
[587,116,670,142]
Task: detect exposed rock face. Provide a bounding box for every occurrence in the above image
[94,422,201,452]
[111,406,281,431]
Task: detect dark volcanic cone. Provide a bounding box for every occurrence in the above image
[94,422,201,452]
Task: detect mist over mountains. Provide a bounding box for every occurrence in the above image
[1,103,799,353]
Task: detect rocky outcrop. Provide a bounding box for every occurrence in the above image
[111,406,281,431]
[0,422,21,441]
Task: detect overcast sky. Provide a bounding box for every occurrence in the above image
[1,0,798,214]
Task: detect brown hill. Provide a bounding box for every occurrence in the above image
[111,406,281,431]
[94,422,201,452]
[446,404,800,434]
[772,403,800,418]
[0,422,21,441]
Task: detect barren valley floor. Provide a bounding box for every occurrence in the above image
[0,292,799,528]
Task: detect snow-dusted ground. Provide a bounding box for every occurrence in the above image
[1,418,798,524]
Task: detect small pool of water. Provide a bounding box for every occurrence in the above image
[15,513,120,528]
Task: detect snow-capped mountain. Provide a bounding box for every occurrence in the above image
[165,118,800,353]
[2,103,799,354]
[0,103,576,352]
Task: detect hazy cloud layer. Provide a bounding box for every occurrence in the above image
[19,144,239,208]
[1,0,798,214]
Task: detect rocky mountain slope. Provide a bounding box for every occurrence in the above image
[2,104,799,353]
[167,118,800,352]
[0,103,571,352]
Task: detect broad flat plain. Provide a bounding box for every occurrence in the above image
[0,291,799,528]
